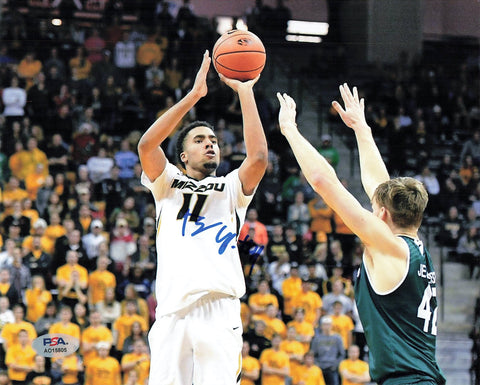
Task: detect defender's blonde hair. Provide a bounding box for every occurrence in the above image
[373,177,428,228]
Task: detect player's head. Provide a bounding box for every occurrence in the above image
[372,177,428,229]
[176,120,218,173]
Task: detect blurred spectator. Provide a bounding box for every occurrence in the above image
[415,165,441,216]
[24,354,53,385]
[287,307,315,353]
[72,122,99,166]
[23,234,53,287]
[127,163,151,218]
[279,326,305,382]
[1,304,37,350]
[121,320,148,356]
[96,286,121,330]
[243,319,272,360]
[323,277,354,317]
[26,72,50,128]
[46,133,69,177]
[44,47,66,80]
[81,310,114,367]
[2,200,30,238]
[435,205,464,249]
[24,275,52,324]
[287,191,310,237]
[253,303,286,340]
[0,297,13,368]
[248,279,279,316]
[8,247,31,296]
[0,268,19,306]
[100,165,125,221]
[456,224,480,279]
[308,193,334,245]
[121,338,150,384]
[84,28,106,65]
[318,134,339,169]
[87,147,114,187]
[25,163,47,201]
[129,234,156,277]
[291,278,322,327]
[338,345,370,385]
[56,352,84,385]
[88,254,116,308]
[83,220,108,264]
[281,262,302,321]
[69,46,92,103]
[85,341,121,385]
[268,250,291,295]
[0,239,15,269]
[240,340,260,385]
[2,77,26,129]
[49,305,81,342]
[5,329,36,383]
[114,139,139,181]
[114,31,137,83]
[259,333,290,385]
[331,301,354,350]
[311,316,345,385]
[239,208,269,250]
[109,218,137,271]
[113,299,148,352]
[55,250,89,308]
[461,129,480,167]
[298,350,326,385]
[17,51,42,90]
[33,300,57,336]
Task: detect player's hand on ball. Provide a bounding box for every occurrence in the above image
[219,73,260,93]
[276,92,297,134]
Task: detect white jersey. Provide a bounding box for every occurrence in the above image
[141,162,252,317]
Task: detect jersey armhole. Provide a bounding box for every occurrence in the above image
[363,238,410,296]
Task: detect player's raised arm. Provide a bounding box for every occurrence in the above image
[221,74,268,195]
[137,51,211,181]
[276,93,397,252]
[331,83,389,199]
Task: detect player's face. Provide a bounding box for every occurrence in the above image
[181,126,220,175]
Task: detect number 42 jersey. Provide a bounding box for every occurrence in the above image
[354,235,446,385]
[141,162,252,317]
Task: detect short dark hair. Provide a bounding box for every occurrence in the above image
[175,120,215,167]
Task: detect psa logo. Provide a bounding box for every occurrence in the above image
[32,333,79,358]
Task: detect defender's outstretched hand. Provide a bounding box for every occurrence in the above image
[276,92,297,135]
[192,50,211,98]
[332,83,368,132]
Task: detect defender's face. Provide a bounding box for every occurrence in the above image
[181,126,220,173]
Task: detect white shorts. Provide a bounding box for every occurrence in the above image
[147,293,243,385]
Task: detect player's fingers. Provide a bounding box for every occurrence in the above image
[276,92,286,107]
[343,83,354,103]
[353,86,359,103]
[332,101,345,115]
[284,94,296,110]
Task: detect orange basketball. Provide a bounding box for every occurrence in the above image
[212,30,266,81]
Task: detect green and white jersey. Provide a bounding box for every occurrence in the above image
[354,235,446,384]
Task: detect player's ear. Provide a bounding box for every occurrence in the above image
[180,152,187,163]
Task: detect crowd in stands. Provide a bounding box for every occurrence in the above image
[0,0,478,384]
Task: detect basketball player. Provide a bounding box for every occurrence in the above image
[138,51,268,384]
[276,86,445,385]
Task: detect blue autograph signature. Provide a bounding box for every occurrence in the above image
[181,210,264,275]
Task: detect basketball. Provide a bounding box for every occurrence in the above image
[212,30,266,81]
